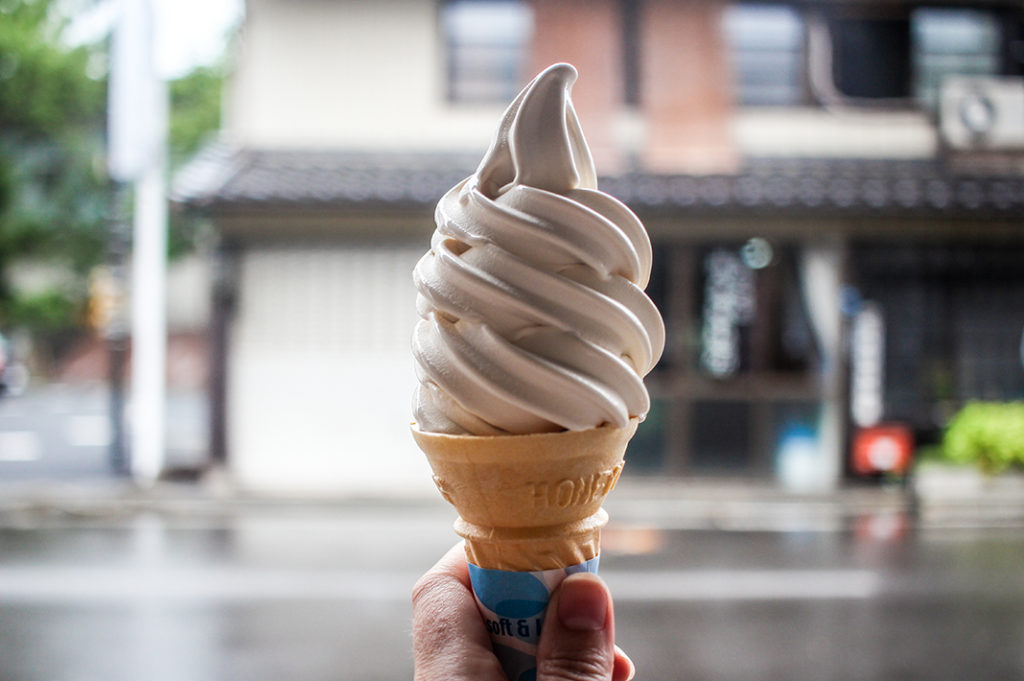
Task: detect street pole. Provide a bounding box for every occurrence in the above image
[106,182,131,476]
[108,0,167,485]
[130,99,168,485]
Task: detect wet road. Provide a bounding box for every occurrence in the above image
[0,497,1022,681]
[0,384,207,480]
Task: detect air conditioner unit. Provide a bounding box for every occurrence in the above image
[940,76,1024,151]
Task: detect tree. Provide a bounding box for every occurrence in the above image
[170,64,223,169]
[0,0,227,345]
[168,63,224,257]
[0,0,108,337]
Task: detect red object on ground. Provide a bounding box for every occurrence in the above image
[852,425,914,475]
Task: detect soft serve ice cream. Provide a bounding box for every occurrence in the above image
[413,63,664,435]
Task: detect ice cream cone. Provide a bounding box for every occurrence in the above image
[410,62,662,681]
[411,418,638,571]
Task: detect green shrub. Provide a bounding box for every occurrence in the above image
[942,402,1024,474]
[5,288,78,333]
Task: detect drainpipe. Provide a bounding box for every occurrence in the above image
[209,239,237,468]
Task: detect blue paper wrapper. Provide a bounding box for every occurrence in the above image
[468,557,600,681]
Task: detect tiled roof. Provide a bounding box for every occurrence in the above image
[172,144,1024,219]
[171,145,478,209]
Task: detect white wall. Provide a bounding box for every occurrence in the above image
[733,109,937,159]
[229,242,435,495]
[225,0,941,160]
[165,255,211,331]
[225,0,503,151]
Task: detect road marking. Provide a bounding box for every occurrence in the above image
[604,569,882,601]
[64,415,112,448]
[0,567,419,602]
[0,431,42,461]
[0,567,881,603]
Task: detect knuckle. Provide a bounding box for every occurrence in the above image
[411,571,443,608]
[411,569,461,611]
[411,572,467,648]
[538,649,613,681]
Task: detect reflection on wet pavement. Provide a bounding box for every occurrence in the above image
[1,501,1022,681]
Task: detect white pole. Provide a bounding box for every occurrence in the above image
[108,0,158,184]
[108,0,167,484]
[799,239,845,490]
[130,102,168,484]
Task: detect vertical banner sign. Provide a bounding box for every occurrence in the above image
[701,249,755,376]
[850,302,885,428]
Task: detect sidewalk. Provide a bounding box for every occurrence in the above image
[2,468,1021,531]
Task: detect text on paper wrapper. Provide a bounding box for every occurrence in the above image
[529,463,624,509]
[485,616,543,639]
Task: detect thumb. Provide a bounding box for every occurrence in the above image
[536,573,616,681]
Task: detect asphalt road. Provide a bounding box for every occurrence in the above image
[0,499,1022,681]
[0,384,206,480]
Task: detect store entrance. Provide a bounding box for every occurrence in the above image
[633,240,827,479]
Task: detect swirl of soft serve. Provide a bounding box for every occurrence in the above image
[413,63,665,435]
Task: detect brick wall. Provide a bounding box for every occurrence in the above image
[528,0,739,175]
[640,0,738,173]
[528,0,624,172]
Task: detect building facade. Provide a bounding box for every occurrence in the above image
[175,0,1024,493]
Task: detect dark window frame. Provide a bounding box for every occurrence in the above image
[441,0,533,105]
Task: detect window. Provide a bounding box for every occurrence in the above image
[643,240,821,476]
[695,242,816,377]
[442,0,533,103]
[854,243,1024,433]
[723,4,807,106]
[912,9,1001,111]
[809,6,1004,110]
[829,14,912,99]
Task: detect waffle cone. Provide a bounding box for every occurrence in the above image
[412,419,638,571]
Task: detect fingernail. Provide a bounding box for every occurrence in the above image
[557,574,608,632]
[615,645,637,681]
